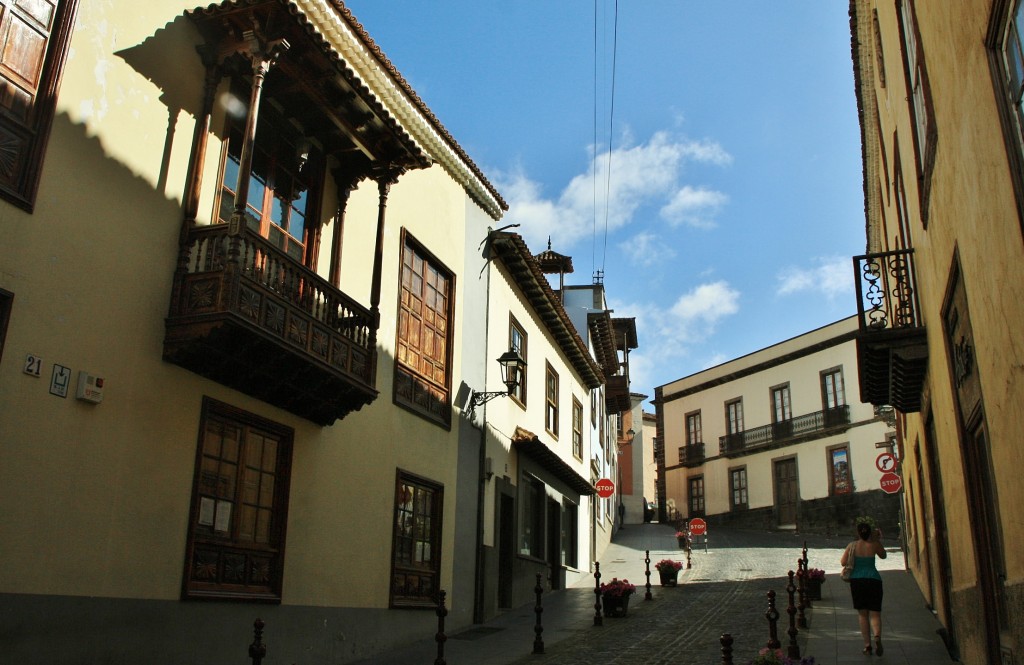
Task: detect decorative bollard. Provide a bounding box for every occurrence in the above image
[796,568,808,629]
[435,590,448,665]
[533,573,545,654]
[593,562,603,626]
[798,555,811,609]
[802,541,809,573]
[720,633,734,665]
[786,571,800,659]
[765,589,781,649]
[644,550,653,601]
[686,541,692,569]
[248,618,266,665]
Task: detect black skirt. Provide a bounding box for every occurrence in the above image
[850,578,883,611]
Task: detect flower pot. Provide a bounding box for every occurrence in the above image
[602,593,631,618]
[658,569,679,587]
[805,579,823,601]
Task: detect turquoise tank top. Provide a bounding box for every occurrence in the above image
[851,553,881,581]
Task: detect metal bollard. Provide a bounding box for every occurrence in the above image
[798,555,811,609]
[802,541,809,572]
[248,618,266,665]
[533,573,545,654]
[644,550,653,601]
[719,633,734,665]
[786,571,800,659]
[434,590,448,665]
[593,562,603,626]
[765,589,781,649]
[686,541,692,569]
[796,567,808,629]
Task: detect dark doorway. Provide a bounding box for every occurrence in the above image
[498,494,515,608]
[547,499,561,590]
[774,458,798,526]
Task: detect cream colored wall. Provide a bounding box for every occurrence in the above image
[865,0,1024,596]
[477,260,594,566]
[659,320,888,518]
[0,0,482,610]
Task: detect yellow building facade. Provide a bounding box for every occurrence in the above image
[0,0,518,662]
[850,2,1024,663]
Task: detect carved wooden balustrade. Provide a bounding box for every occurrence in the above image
[164,224,378,425]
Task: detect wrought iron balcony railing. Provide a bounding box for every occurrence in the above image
[853,249,922,332]
[718,405,851,456]
[851,249,928,412]
[678,442,705,467]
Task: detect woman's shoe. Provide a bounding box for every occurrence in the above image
[874,637,884,656]
[862,644,873,655]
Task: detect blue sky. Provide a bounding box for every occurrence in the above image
[343,2,864,405]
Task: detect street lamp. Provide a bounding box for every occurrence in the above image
[469,349,526,414]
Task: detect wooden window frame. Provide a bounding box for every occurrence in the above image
[182,397,294,602]
[729,466,748,511]
[509,314,527,407]
[725,398,744,435]
[0,0,80,212]
[820,366,846,410]
[987,0,1024,238]
[827,443,853,496]
[685,410,702,446]
[897,0,937,224]
[520,474,545,559]
[544,362,559,438]
[572,397,583,460]
[770,383,792,423]
[390,470,444,608]
[213,119,322,266]
[688,476,705,516]
[393,230,455,428]
[0,288,12,364]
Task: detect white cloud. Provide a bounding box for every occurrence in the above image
[493,130,731,250]
[777,256,853,300]
[620,231,675,267]
[660,185,729,228]
[611,280,741,393]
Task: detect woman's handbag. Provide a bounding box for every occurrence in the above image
[841,543,855,582]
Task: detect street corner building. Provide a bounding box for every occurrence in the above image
[848,2,1024,664]
[654,317,900,537]
[0,1,638,663]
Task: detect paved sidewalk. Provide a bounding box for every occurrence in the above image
[356,523,958,664]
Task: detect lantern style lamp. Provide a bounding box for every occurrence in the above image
[469,349,526,413]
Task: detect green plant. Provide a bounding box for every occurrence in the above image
[854,515,877,530]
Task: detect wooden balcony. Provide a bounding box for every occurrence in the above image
[718,406,851,456]
[852,250,928,412]
[164,224,378,425]
[604,374,631,414]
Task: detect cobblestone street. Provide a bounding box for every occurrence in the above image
[506,524,871,665]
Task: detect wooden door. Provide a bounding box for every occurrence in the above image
[774,458,799,526]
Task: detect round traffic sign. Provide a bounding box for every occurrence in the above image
[879,472,902,494]
[688,517,707,536]
[595,478,615,498]
[875,452,897,473]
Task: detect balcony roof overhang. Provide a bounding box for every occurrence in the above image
[513,427,595,496]
[187,0,507,217]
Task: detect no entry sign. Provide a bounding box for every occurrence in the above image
[688,517,707,536]
[595,478,615,498]
[879,472,902,494]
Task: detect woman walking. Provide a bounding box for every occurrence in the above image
[841,521,887,656]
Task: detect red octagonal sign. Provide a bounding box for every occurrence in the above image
[879,472,902,494]
[595,478,615,498]
[688,517,707,536]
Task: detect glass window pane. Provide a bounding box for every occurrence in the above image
[247,173,266,215]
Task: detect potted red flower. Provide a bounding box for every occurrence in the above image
[599,578,636,617]
[654,559,683,586]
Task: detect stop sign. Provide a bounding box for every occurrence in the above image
[879,472,902,494]
[688,517,707,536]
[595,478,615,498]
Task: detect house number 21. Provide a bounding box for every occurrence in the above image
[24,354,42,377]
